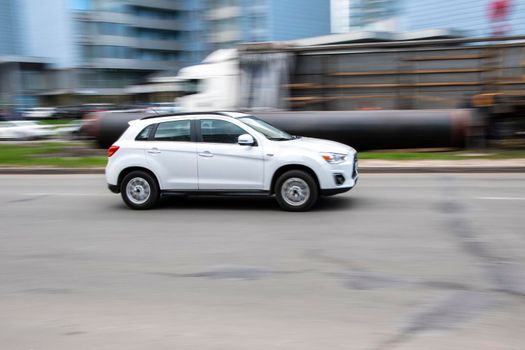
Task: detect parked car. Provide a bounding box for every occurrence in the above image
[23,107,56,120]
[53,105,84,119]
[53,104,118,120]
[54,120,84,139]
[0,121,55,140]
[106,111,358,211]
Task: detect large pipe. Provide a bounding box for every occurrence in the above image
[256,110,470,150]
[88,110,148,149]
[91,109,471,150]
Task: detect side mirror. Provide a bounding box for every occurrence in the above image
[238,134,255,146]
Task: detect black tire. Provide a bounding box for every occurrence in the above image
[274,170,319,212]
[120,171,159,210]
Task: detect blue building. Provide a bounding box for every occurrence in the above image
[265,0,332,41]
[0,0,53,107]
[206,0,332,50]
[0,0,23,55]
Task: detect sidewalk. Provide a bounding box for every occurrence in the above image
[1,159,525,174]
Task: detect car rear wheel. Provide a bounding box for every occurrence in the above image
[121,171,159,210]
[275,170,318,211]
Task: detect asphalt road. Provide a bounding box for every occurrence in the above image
[1,174,524,350]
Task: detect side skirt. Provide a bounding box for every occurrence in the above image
[161,190,272,197]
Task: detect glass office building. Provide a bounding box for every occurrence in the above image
[205,0,331,50]
[1,0,207,106]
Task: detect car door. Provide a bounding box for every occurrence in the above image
[197,118,264,190]
[144,119,198,190]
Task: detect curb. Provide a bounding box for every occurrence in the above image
[359,166,525,173]
[0,168,105,174]
[1,167,525,175]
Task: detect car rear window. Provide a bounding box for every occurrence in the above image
[136,124,154,141]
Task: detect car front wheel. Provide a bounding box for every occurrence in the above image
[275,170,318,211]
[121,171,159,210]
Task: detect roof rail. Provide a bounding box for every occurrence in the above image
[140,111,233,120]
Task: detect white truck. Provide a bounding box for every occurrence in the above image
[175,48,292,112]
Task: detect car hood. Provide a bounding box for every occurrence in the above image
[279,137,354,154]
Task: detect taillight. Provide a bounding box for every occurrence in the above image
[107,145,120,157]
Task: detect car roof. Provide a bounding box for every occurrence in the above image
[140,111,251,122]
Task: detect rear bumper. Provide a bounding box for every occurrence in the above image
[108,184,120,193]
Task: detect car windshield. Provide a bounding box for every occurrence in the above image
[239,116,294,141]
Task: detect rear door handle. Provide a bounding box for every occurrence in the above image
[199,151,213,158]
[147,148,161,154]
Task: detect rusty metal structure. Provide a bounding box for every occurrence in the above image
[239,35,525,112]
[240,34,525,145]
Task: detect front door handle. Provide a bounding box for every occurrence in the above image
[147,148,161,154]
[199,151,213,158]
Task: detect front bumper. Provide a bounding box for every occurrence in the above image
[319,153,358,192]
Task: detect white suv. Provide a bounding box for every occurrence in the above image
[106,112,358,211]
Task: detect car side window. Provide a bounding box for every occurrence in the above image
[153,120,191,142]
[136,124,154,141]
[200,119,246,144]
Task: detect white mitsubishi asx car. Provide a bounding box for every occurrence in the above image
[106,112,358,211]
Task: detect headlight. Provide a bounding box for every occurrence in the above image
[321,152,347,164]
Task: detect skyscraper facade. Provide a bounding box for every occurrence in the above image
[205,0,331,50]
[1,0,207,106]
[0,0,23,55]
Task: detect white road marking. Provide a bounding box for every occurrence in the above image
[476,197,525,201]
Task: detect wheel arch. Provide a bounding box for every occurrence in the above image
[117,166,160,192]
[270,164,320,195]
